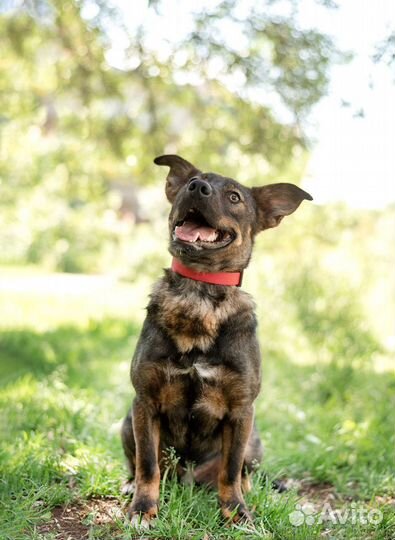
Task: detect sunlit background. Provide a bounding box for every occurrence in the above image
[113,0,395,209]
[1,0,393,346]
[0,1,394,538]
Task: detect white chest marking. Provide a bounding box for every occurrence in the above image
[167,363,221,381]
[193,363,221,380]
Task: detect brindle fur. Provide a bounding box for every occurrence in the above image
[121,154,312,526]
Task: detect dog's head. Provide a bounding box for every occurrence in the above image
[154,154,313,272]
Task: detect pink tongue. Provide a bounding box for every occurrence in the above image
[175,221,218,242]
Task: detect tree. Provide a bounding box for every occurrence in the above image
[374,30,395,77]
[0,0,342,270]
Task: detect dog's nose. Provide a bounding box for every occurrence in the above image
[187,178,212,197]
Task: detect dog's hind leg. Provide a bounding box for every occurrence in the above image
[192,423,263,493]
[242,424,287,493]
[192,454,221,488]
[121,407,136,496]
[241,421,264,493]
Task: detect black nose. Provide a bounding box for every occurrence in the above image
[187,178,212,197]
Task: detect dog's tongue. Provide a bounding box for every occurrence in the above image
[175,221,218,242]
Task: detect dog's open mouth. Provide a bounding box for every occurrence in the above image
[173,209,234,249]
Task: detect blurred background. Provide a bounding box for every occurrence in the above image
[0,0,394,348]
[0,1,394,537]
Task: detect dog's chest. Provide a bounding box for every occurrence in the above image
[157,361,230,444]
[156,358,252,456]
[159,295,230,353]
[157,359,246,420]
[152,278,254,354]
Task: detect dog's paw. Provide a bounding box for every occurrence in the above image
[271,478,288,493]
[127,501,158,530]
[129,512,154,530]
[121,478,136,496]
[221,501,253,523]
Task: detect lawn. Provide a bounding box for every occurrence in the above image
[0,266,394,539]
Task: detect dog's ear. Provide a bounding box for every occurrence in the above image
[252,183,313,231]
[154,154,201,203]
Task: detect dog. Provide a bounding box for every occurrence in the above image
[121,154,312,528]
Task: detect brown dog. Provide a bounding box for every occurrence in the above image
[121,155,312,528]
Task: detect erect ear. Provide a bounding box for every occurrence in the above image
[251,183,313,231]
[154,154,201,203]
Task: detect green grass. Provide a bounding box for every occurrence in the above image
[0,267,394,539]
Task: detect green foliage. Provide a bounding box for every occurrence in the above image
[374,30,395,77]
[0,268,394,539]
[287,269,381,366]
[0,0,345,271]
[188,0,339,117]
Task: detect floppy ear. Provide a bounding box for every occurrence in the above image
[154,154,201,203]
[251,183,313,231]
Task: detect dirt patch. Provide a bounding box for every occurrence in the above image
[298,481,338,503]
[278,478,338,503]
[295,479,395,508]
[37,497,124,540]
[375,494,395,507]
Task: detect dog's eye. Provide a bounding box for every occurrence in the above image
[229,192,241,203]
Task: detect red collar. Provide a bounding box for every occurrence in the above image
[171,258,243,287]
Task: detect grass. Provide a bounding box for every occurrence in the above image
[0,265,394,539]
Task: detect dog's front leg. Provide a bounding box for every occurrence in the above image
[127,397,160,528]
[218,406,254,522]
